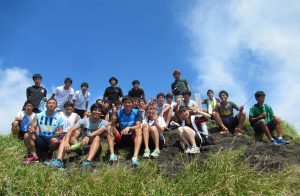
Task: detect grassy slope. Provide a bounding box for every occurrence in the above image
[0,122,300,195]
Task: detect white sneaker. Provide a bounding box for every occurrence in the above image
[184,147,191,154]
[189,146,200,154]
[143,148,151,158]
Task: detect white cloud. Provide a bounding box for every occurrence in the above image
[0,67,32,135]
[181,0,300,132]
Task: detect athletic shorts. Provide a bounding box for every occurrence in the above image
[221,116,238,130]
[35,136,52,152]
[18,131,26,140]
[253,119,276,134]
[115,132,135,146]
[74,108,85,118]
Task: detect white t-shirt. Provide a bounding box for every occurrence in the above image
[180,99,198,109]
[16,111,36,132]
[73,90,90,110]
[59,112,80,133]
[169,102,177,117]
[156,103,169,116]
[54,86,75,110]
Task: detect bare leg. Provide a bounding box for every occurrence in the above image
[256,119,272,140]
[49,138,59,153]
[87,135,101,161]
[273,116,283,138]
[133,128,142,157]
[142,125,150,149]
[183,127,196,147]
[177,127,190,148]
[237,111,246,129]
[11,121,20,137]
[212,112,228,132]
[149,126,160,149]
[107,126,117,155]
[23,133,38,157]
[164,108,172,127]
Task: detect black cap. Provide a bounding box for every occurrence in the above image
[132,80,140,85]
[182,90,191,96]
[32,74,42,80]
[109,77,118,84]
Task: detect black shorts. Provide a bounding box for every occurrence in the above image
[18,131,26,140]
[115,133,135,146]
[74,108,85,118]
[222,116,239,130]
[35,136,52,152]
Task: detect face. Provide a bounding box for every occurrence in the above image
[180,109,190,120]
[139,101,145,109]
[81,86,87,93]
[207,92,214,99]
[64,81,72,89]
[116,103,122,110]
[256,96,265,105]
[33,77,41,86]
[133,100,139,108]
[146,108,156,119]
[110,80,117,86]
[219,93,228,102]
[91,108,102,119]
[157,96,164,105]
[46,100,57,111]
[166,97,172,104]
[64,106,73,115]
[104,102,110,109]
[133,83,139,89]
[183,94,190,101]
[123,100,133,111]
[173,73,180,80]
[24,103,34,114]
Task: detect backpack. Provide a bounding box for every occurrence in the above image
[190,115,215,146]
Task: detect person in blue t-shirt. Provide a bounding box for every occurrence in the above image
[35,98,64,162]
[107,96,142,166]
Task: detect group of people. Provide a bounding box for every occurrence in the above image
[11,70,288,168]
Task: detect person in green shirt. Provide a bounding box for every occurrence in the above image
[249,91,287,145]
[212,90,246,136]
[171,70,190,97]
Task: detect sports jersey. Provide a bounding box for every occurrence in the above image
[16,111,36,132]
[171,79,189,96]
[117,108,142,132]
[128,88,145,99]
[249,104,274,124]
[103,86,123,103]
[217,101,240,118]
[37,111,64,139]
[26,85,47,111]
[76,117,108,135]
[54,86,75,110]
[59,112,80,133]
[73,90,90,110]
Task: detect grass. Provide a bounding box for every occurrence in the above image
[1,132,300,195]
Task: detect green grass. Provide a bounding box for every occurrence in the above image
[1,134,300,195]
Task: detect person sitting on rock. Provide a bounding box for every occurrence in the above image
[47,103,109,168]
[202,89,220,115]
[212,90,245,136]
[107,97,143,166]
[155,93,171,129]
[178,106,211,154]
[249,91,288,145]
[142,104,165,158]
[177,90,201,115]
[11,101,38,163]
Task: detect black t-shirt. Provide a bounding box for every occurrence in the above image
[128,88,145,99]
[103,86,123,103]
[26,85,47,109]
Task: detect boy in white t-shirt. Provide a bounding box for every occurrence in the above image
[59,102,81,136]
[51,77,74,112]
[11,101,38,162]
[155,93,171,128]
[73,82,90,118]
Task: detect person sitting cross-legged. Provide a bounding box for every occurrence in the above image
[212,90,246,136]
[107,97,143,166]
[47,103,108,167]
[249,91,288,145]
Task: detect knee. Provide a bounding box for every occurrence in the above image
[241,111,246,116]
[50,138,59,145]
[12,121,19,128]
[273,116,281,123]
[93,135,100,142]
[23,133,30,140]
[212,111,218,117]
[257,119,267,126]
[135,129,142,136]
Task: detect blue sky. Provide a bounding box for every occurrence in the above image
[0,0,197,102]
[1,0,299,134]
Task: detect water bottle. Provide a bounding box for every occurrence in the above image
[38,97,47,112]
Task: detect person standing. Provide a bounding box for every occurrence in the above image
[171,70,190,98]
[73,82,90,118]
[103,77,123,104]
[128,80,146,100]
[51,77,74,112]
[26,74,47,113]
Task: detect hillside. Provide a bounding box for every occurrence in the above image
[0,122,300,195]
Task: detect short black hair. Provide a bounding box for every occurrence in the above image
[182,90,191,96]
[166,93,173,99]
[109,77,118,84]
[81,82,89,88]
[47,98,57,104]
[24,100,34,107]
[32,74,42,80]
[255,91,266,98]
[90,103,103,113]
[132,97,140,102]
[64,77,73,84]
[156,93,165,99]
[122,96,133,103]
[114,100,122,106]
[132,80,140,85]
[139,98,146,104]
[219,90,228,97]
[207,89,214,94]
[64,101,74,108]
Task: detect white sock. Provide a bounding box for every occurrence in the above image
[278,137,283,140]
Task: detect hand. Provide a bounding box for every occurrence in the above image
[28,127,35,134]
[111,115,117,123]
[260,112,267,119]
[176,98,180,105]
[81,136,90,146]
[121,127,131,135]
[64,143,70,151]
[239,105,244,112]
